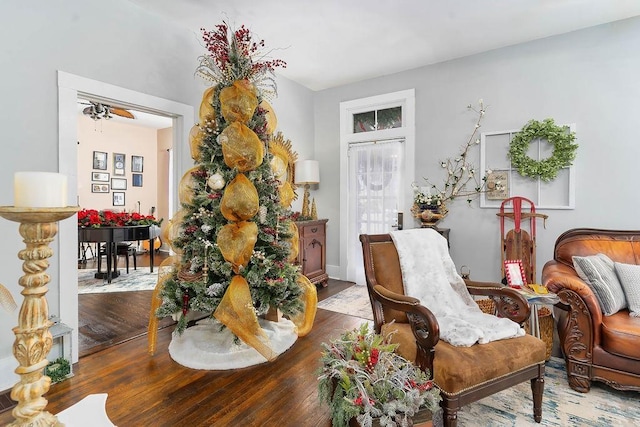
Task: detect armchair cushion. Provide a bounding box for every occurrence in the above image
[382,322,545,395]
[572,254,627,315]
[614,262,640,317]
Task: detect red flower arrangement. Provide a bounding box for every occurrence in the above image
[77,209,162,228]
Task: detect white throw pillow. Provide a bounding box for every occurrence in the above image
[572,254,627,315]
[614,262,640,317]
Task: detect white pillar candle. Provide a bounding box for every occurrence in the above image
[14,172,68,208]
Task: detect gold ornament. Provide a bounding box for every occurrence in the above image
[214,275,276,361]
[219,79,258,124]
[148,255,180,355]
[164,209,187,255]
[216,221,258,273]
[189,125,204,161]
[279,181,295,208]
[220,122,264,172]
[310,198,318,220]
[178,166,201,205]
[199,86,216,124]
[220,173,260,222]
[289,274,318,337]
[287,221,299,263]
[270,152,287,186]
[269,132,298,191]
[260,99,278,134]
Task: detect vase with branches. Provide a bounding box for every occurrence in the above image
[412,100,503,223]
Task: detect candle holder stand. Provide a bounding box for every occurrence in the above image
[0,206,78,427]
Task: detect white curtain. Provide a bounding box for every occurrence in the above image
[348,139,404,284]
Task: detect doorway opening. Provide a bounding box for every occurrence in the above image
[339,89,415,284]
[57,71,194,362]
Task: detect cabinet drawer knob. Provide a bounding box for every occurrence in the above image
[311,227,318,233]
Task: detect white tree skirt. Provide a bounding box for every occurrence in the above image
[168,317,298,370]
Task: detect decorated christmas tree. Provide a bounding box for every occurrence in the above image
[149,22,316,362]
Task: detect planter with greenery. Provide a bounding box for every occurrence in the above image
[318,323,441,427]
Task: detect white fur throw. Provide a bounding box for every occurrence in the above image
[390,228,524,347]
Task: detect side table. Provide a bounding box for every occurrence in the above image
[516,288,559,360]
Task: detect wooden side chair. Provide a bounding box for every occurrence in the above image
[360,233,546,427]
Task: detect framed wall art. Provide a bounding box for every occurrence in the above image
[132,173,143,187]
[113,153,126,176]
[93,151,107,170]
[504,259,527,289]
[131,155,144,172]
[111,178,127,190]
[92,172,110,182]
[113,192,125,206]
[91,183,110,193]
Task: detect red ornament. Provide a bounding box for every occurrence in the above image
[182,293,190,316]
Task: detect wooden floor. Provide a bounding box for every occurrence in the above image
[76,250,352,357]
[1,251,359,424]
[78,250,174,357]
[0,307,366,426]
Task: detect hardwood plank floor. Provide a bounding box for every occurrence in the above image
[0,309,368,426]
[0,254,364,427]
[77,250,353,357]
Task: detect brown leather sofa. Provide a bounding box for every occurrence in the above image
[542,228,640,393]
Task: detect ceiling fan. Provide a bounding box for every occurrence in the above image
[80,101,135,121]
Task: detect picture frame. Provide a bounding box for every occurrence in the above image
[91,183,110,193]
[112,192,125,207]
[485,170,509,200]
[113,153,126,176]
[91,172,110,182]
[111,178,127,190]
[131,155,144,172]
[93,151,107,170]
[504,259,527,289]
[132,173,143,187]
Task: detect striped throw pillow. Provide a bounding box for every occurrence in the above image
[572,254,627,315]
[614,262,640,317]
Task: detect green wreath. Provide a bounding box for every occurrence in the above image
[508,118,577,182]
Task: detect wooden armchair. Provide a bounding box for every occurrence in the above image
[360,233,546,427]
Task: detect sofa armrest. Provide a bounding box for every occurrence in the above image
[542,260,602,357]
[372,285,440,373]
[464,279,531,324]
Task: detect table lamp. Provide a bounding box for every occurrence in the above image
[294,160,319,218]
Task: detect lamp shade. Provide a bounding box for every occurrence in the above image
[294,160,320,185]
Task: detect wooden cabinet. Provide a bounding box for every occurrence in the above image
[295,219,329,287]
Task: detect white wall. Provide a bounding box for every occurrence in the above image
[314,17,640,283]
[0,0,314,391]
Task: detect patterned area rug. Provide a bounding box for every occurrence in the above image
[317,285,373,319]
[78,269,158,294]
[317,285,639,426]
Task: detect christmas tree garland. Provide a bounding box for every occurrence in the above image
[508,118,577,182]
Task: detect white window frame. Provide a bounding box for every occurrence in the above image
[480,124,576,209]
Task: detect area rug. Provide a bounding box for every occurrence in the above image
[56,393,115,427]
[320,285,639,426]
[316,285,373,319]
[78,268,158,294]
